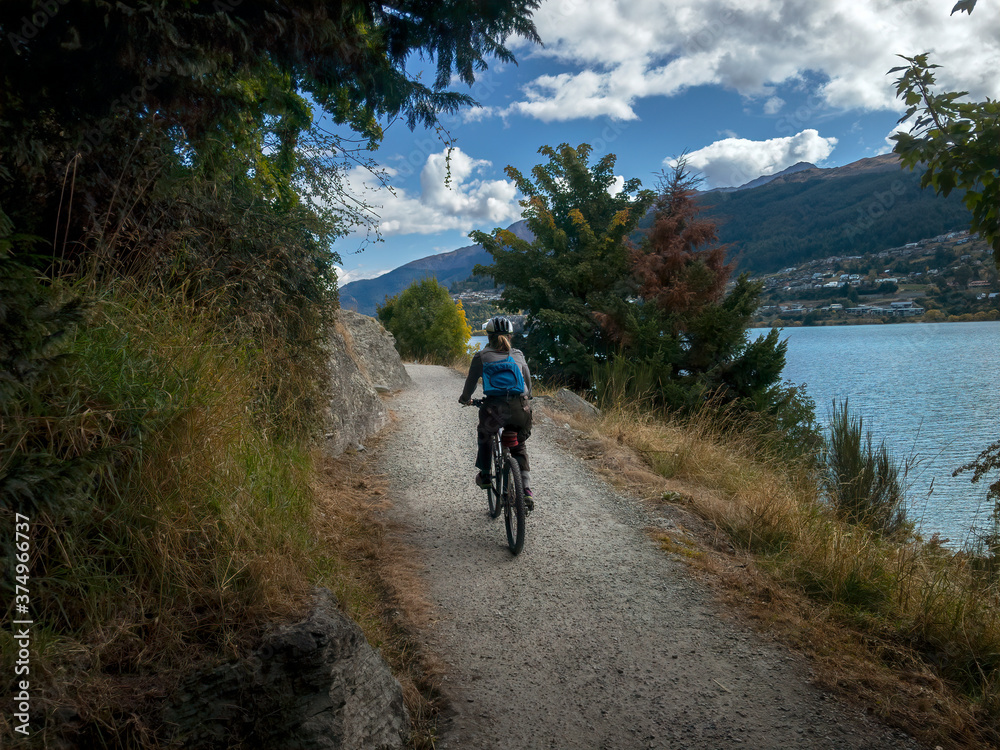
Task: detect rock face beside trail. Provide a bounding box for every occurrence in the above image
[326,310,411,455]
[552,387,601,420]
[339,310,412,392]
[163,589,409,750]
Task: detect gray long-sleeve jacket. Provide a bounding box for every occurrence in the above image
[460,345,532,401]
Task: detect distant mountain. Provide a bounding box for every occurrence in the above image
[341,154,973,313]
[339,220,532,315]
[705,161,817,193]
[695,154,971,273]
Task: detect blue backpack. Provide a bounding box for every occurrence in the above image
[482,354,526,397]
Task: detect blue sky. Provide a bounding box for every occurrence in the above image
[331,0,1000,284]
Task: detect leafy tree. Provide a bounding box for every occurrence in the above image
[598,165,790,414]
[0,0,540,453]
[890,1,998,266]
[892,0,1000,522]
[471,143,656,386]
[0,0,540,275]
[472,149,808,443]
[378,279,472,363]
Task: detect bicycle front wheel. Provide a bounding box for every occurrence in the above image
[502,455,526,555]
[487,439,502,518]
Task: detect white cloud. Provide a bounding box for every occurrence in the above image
[672,129,838,188]
[763,96,785,115]
[505,0,1000,121]
[344,148,521,236]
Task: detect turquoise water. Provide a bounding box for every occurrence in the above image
[771,321,1000,544]
[472,323,999,542]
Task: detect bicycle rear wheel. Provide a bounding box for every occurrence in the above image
[487,438,502,518]
[502,455,525,555]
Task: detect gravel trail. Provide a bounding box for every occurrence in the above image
[380,364,920,750]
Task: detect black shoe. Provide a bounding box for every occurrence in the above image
[475,472,490,488]
[523,488,534,511]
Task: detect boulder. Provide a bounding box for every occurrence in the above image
[553,388,601,420]
[337,310,411,392]
[326,311,410,455]
[163,589,409,750]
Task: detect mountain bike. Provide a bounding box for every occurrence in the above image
[468,398,526,555]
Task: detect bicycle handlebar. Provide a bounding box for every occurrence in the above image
[463,396,531,407]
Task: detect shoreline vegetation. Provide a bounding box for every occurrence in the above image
[750,310,1000,328]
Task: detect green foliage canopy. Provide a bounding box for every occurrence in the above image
[471,143,656,386]
[890,49,1000,266]
[473,146,804,436]
[0,0,539,519]
[0,0,541,271]
[377,278,472,363]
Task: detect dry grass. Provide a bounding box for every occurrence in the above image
[309,440,446,749]
[544,400,1000,750]
[0,286,327,747]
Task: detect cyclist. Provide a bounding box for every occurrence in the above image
[458,316,534,508]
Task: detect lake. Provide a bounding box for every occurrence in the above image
[772,321,1000,545]
[472,323,1000,543]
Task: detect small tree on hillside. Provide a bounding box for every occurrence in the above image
[377,279,472,363]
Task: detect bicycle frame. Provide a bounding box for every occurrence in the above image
[467,398,526,554]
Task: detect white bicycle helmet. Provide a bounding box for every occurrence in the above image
[485,316,514,334]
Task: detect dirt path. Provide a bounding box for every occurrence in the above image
[380,364,921,750]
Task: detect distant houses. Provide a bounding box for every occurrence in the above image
[845,300,925,317]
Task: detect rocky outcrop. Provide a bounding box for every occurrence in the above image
[552,388,601,420]
[326,310,411,455]
[163,589,409,750]
[338,310,411,392]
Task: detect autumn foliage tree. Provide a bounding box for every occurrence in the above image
[474,148,814,445]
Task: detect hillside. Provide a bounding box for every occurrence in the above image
[705,160,818,193]
[696,154,971,272]
[340,220,532,315]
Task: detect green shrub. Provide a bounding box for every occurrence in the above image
[377,278,472,363]
[825,399,909,537]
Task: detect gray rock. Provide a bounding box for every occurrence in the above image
[553,388,601,420]
[163,588,409,750]
[325,311,410,456]
[338,310,411,392]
